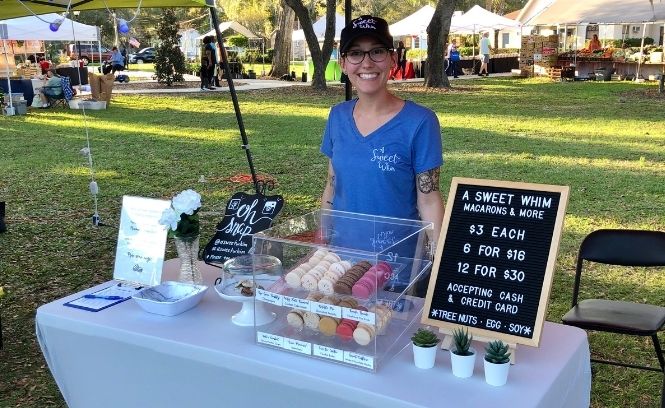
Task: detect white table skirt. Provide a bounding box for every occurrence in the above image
[36,260,591,408]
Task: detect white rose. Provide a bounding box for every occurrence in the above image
[159,207,180,231]
[171,189,201,215]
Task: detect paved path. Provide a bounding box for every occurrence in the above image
[110,70,514,94]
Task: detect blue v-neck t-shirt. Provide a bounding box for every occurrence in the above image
[321,99,443,222]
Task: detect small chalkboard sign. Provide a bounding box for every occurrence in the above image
[202,192,284,265]
[422,178,569,347]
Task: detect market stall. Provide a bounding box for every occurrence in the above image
[1,13,99,111]
[520,0,665,80]
[36,259,592,408]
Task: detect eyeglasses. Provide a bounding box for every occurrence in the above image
[343,47,392,64]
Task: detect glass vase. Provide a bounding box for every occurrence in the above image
[174,235,202,285]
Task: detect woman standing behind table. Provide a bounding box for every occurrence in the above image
[588,34,602,51]
[320,15,444,296]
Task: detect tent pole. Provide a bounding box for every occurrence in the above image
[208,6,260,194]
[2,40,14,113]
[636,22,647,81]
[573,25,578,71]
[344,0,351,101]
[98,25,102,66]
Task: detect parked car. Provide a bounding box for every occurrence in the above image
[67,43,113,65]
[128,47,156,64]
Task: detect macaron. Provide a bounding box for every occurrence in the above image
[334,280,352,295]
[352,279,374,299]
[353,324,374,346]
[303,311,320,330]
[313,248,328,259]
[319,316,340,336]
[285,271,303,288]
[336,318,358,341]
[323,252,341,263]
[286,310,304,330]
[318,278,335,295]
[301,274,319,291]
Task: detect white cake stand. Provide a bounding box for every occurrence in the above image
[214,276,277,326]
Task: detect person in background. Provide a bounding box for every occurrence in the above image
[588,34,602,51]
[200,36,210,91]
[204,36,217,90]
[479,32,491,77]
[396,40,407,79]
[39,69,62,108]
[109,46,125,74]
[446,38,459,78]
[321,15,444,296]
[121,45,128,70]
[38,56,51,75]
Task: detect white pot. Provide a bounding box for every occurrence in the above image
[484,359,510,386]
[412,344,438,369]
[4,106,15,116]
[450,347,476,378]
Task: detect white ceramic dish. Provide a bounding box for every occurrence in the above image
[132,281,208,316]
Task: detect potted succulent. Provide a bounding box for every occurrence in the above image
[450,327,476,378]
[411,327,440,369]
[484,340,511,386]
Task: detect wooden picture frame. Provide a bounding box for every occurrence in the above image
[422,177,569,347]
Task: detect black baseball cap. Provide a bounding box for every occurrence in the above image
[340,15,394,54]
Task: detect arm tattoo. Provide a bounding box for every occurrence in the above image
[416,168,440,194]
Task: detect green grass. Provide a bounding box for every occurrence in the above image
[1,78,664,407]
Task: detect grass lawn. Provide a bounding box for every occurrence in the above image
[0,78,664,407]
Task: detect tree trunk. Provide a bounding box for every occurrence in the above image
[426,0,456,88]
[284,0,336,90]
[270,0,295,78]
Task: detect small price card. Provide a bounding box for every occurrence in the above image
[283,295,310,311]
[283,338,311,355]
[257,332,284,348]
[342,307,376,324]
[312,302,342,318]
[256,289,283,306]
[344,351,374,370]
[313,344,344,362]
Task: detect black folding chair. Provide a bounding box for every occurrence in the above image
[562,229,665,407]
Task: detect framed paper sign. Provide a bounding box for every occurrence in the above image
[113,196,171,286]
[422,178,569,347]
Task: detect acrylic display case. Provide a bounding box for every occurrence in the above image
[251,209,434,372]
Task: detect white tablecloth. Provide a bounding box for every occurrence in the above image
[36,261,591,408]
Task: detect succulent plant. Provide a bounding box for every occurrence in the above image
[411,327,440,348]
[451,327,473,356]
[484,340,511,364]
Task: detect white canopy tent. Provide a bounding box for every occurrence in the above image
[197,21,258,40]
[0,13,99,41]
[450,5,521,34]
[292,13,345,41]
[524,0,665,25]
[389,5,435,37]
[0,13,100,113]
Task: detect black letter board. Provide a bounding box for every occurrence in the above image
[422,178,569,347]
[203,192,284,265]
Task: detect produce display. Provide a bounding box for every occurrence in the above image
[558,46,664,63]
